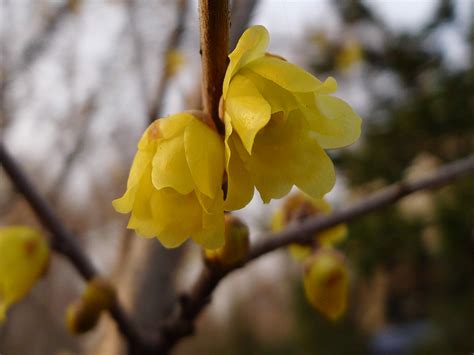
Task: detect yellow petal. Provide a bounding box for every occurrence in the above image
[246,56,322,93]
[127,214,159,238]
[223,25,269,96]
[297,94,362,149]
[292,141,335,199]
[318,224,348,246]
[184,116,224,198]
[151,135,195,194]
[240,68,298,115]
[112,150,153,213]
[245,112,335,202]
[303,248,348,320]
[289,244,313,260]
[311,95,362,149]
[155,113,194,140]
[226,75,271,154]
[223,116,255,210]
[150,188,203,248]
[192,190,225,249]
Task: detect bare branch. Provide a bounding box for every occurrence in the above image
[0,143,154,353]
[154,154,474,353]
[199,0,229,132]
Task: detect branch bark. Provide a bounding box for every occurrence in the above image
[153,154,474,353]
[199,0,229,133]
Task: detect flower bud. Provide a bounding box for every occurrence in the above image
[272,193,347,260]
[0,226,49,322]
[65,277,116,334]
[66,300,100,334]
[204,214,249,269]
[82,277,116,312]
[303,248,348,320]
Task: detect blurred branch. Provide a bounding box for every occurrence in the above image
[153,154,474,353]
[17,2,72,76]
[47,100,95,202]
[0,143,154,354]
[199,0,228,133]
[147,0,188,123]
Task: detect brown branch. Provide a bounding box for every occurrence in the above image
[0,143,155,354]
[154,154,474,353]
[199,0,229,133]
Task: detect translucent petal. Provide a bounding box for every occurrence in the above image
[184,117,224,198]
[223,25,269,96]
[245,112,335,202]
[297,94,362,149]
[192,190,225,249]
[112,150,153,213]
[245,115,305,202]
[155,113,194,140]
[312,95,362,149]
[241,68,298,115]
[150,188,203,248]
[223,115,254,210]
[151,135,195,194]
[226,75,271,154]
[246,56,322,93]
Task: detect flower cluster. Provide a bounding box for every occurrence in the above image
[113,26,361,250]
[113,112,225,249]
[272,193,349,319]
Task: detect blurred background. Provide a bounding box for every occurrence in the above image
[0,0,473,354]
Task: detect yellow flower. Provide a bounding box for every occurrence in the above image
[303,247,349,320]
[272,193,347,260]
[0,226,50,322]
[222,25,362,210]
[113,112,225,249]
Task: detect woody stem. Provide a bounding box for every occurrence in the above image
[199,0,229,133]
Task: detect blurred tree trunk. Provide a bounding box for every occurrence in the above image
[91,237,183,355]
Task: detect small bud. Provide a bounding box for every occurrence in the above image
[65,277,116,334]
[0,226,49,322]
[82,277,116,312]
[204,215,249,269]
[66,300,100,334]
[303,248,348,320]
[272,193,347,260]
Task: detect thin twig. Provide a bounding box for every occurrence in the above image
[199,0,228,133]
[154,154,474,353]
[148,0,188,123]
[0,143,153,353]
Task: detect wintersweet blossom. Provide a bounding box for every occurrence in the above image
[0,226,49,322]
[113,112,225,249]
[221,25,362,210]
[303,248,349,320]
[272,193,347,260]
